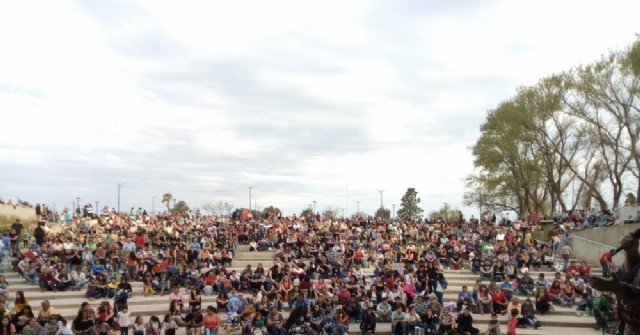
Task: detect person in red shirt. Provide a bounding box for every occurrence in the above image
[599,249,614,278]
[354,247,365,266]
[578,261,591,280]
[565,261,579,276]
[336,286,351,303]
[490,286,508,315]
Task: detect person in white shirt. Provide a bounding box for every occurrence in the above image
[117,306,132,335]
[71,268,87,290]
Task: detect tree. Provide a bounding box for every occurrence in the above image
[396,188,423,219]
[300,207,313,219]
[172,200,189,213]
[201,203,215,215]
[322,206,340,221]
[261,206,281,219]
[428,205,460,221]
[625,192,637,206]
[375,207,390,219]
[161,193,173,213]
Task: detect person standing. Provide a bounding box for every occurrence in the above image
[590,232,640,335]
[600,249,615,278]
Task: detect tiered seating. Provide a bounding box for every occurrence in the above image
[4,245,603,335]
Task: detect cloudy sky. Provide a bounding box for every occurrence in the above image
[1,0,638,217]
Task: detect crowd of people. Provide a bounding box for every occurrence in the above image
[0,206,631,335]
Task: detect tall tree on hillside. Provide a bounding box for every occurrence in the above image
[161,193,173,213]
[397,188,423,219]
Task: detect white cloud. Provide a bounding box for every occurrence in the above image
[1,0,639,215]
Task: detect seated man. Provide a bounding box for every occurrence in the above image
[568,272,586,294]
[480,259,493,281]
[500,278,515,301]
[518,271,535,296]
[391,305,406,335]
[456,286,474,312]
[376,299,393,322]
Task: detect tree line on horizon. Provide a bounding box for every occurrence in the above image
[159,188,463,221]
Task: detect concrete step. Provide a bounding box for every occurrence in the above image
[44,302,598,329]
[233,253,276,261]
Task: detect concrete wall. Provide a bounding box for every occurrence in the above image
[0,204,36,221]
[570,224,640,266]
[571,224,640,247]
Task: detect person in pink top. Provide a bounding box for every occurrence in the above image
[169,287,184,312]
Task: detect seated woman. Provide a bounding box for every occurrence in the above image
[535,288,552,315]
[560,281,576,307]
[519,298,541,329]
[216,291,229,311]
[476,285,493,315]
[547,280,564,306]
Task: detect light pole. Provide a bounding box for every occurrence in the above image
[152,195,158,216]
[248,187,253,211]
[393,204,396,220]
[95,201,99,217]
[313,201,317,214]
[444,202,448,220]
[117,183,125,213]
[377,189,385,209]
[76,197,80,216]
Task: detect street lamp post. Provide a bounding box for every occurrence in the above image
[377,189,385,209]
[393,204,396,220]
[313,201,317,215]
[76,197,80,216]
[95,201,99,217]
[117,183,125,213]
[152,195,158,216]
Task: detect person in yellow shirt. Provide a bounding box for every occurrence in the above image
[13,291,28,314]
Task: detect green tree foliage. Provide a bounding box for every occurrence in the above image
[300,207,313,218]
[428,205,460,221]
[161,193,173,213]
[397,188,423,219]
[466,42,640,217]
[172,200,189,213]
[375,207,390,219]
[261,205,281,219]
[625,192,637,206]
